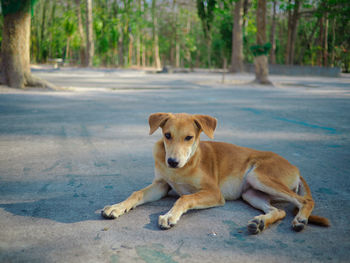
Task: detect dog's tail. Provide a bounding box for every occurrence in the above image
[296,176,330,227]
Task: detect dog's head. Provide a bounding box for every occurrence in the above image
[149,113,217,169]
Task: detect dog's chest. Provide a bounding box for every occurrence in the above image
[166,179,198,196]
[155,167,200,196]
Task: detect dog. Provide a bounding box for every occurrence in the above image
[102,113,330,233]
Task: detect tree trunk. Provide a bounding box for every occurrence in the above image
[330,18,336,67]
[85,0,94,67]
[136,35,141,67]
[118,33,124,67]
[173,0,180,68]
[142,0,147,67]
[176,42,180,68]
[290,0,300,65]
[152,0,161,69]
[285,0,300,65]
[231,0,244,72]
[48,1,57,59]
[76,0,87,66]
[297,18,320,64]
[170,0,176,67]
[323,13,329,66]
[317,15,324,66]
[254,0,271,84]
[185,13,192,70]
[206,35,212,68]
[66,37,70,62]
[242,0,250,29]
[39,0,48,62]
[285,0,292,64]
[128,34,134,66]
[269,0,277,64]
[136,0,141,67]
[1,8,54,89]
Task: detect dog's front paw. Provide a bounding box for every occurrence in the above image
[101,204,127,219]
[158,213,178,230]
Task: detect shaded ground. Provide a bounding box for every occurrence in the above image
[0,68,349,262]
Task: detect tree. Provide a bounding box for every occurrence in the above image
[231,0,244,72]
[197,0,216,68]
[1,0,348,73]
[285,0,301,65]
[269,0,277,64]
[152,0,161,69]
[63,11,76,62]
[136,0,142,67]
[253,0,271,84]
[75,0,87,66]
[0,0,55,89]
[85,0,94,67]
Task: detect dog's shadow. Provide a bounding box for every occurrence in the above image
[144,211,165,231]
[143,193,188,231]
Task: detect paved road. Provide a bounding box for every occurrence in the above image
[1,68,349,262]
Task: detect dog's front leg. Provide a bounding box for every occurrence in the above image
[158,189,225,229]
[102,179,169,219]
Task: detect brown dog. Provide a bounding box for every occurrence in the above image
[102,113,329,233]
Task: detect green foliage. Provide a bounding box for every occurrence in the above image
[1,0,38,15]
[211,1,232,67]
[197,0,217,36]
[2,0,348,70]
[63,11,76,37]
[250,43,271,56]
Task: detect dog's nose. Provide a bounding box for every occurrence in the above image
[167,158,179,168]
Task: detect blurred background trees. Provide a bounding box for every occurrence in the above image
[0,0,349,71]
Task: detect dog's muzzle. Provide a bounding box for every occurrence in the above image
[167,158,179,168]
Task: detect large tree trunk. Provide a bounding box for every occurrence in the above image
[231,0,244,72]
[254,0,271,84]
[1,8,54,89]
[85,0,94,67]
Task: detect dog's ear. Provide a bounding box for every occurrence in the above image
[193,114,217,139]
[148,113,171,135]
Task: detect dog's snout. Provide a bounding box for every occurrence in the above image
[167,158,179,168]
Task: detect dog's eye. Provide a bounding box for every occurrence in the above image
[185,136,193,141]
[164,133,171,139]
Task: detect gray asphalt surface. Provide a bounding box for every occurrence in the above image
[1,68,349,262]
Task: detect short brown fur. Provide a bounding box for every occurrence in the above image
[102,113,330,233]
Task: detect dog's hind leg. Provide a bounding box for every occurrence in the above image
[246,169,314,232]
[242,189,286,234]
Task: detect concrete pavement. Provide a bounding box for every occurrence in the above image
[0,68,349,262]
